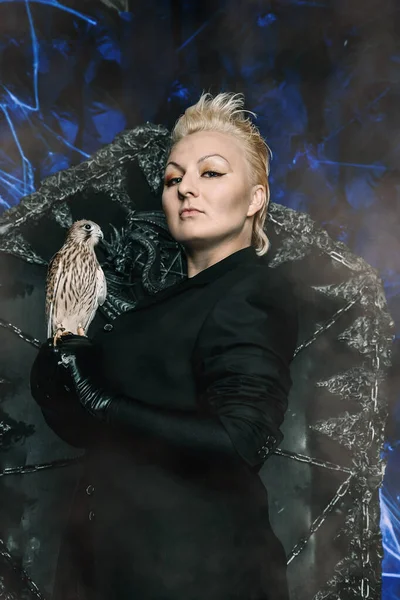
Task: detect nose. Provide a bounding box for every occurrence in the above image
[177,171,199,199]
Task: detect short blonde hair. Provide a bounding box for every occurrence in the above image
[170,92,272,256]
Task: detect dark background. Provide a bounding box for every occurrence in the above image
[0,0,399,597]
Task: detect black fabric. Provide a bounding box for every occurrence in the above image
[36,334,238,462]
[193,261,296,467]
[30,339,98,448]
[53,335,242,458]
[30,246,298,600]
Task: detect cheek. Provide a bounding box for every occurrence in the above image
[161,189,168,208]
[217,189,247,215]
[161,191,174,217]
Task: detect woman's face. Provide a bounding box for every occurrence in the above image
[162,130,264,252]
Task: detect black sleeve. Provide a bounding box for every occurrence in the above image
[30,342,95,448]
[106,396,239,461]
[192,267,298,468]
[31,338,238,459]
[105,267,298,470]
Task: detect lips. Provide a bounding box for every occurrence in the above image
[180,208,202,216]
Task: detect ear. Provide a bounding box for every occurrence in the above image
[247,185,266,217]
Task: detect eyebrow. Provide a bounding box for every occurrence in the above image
[166,154,231,170]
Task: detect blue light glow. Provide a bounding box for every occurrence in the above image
[0,0,97,207]
[176,10,222,52]
[257,13,277,27]
[381,459,400,599]
[169,81,191,101]
[0,0,97,25]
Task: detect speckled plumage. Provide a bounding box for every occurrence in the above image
[45,220,107,341]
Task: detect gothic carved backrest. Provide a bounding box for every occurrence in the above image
[0,124,393,600]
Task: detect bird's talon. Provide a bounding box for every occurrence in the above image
[53,329,74,346]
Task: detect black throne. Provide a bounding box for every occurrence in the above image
[0,124,394,600]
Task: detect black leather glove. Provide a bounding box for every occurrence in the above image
[30,337,96,447]
[57,334,113,419]
[30,339,71,409]
[57,335,240,462]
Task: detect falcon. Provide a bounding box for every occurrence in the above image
[46,219,107,344]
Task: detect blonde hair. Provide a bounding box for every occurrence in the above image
[170,92,272,256]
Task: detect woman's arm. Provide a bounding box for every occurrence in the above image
[192,267,299,467]
[54,335,240,461]
[56,267,298,468]
[31,338,235,456]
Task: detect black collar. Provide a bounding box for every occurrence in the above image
[134,246,262,310]
[184,246,260,287]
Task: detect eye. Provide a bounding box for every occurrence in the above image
[202,170,222,178]
[84,224,92,230]
[165,177,182,188]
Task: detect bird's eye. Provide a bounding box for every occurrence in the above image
[84,224,92,230]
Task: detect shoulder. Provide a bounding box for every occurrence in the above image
[194,259,299,368]
[215,259,297,318]
[197,260,298,345]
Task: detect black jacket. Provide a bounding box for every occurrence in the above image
[31,246,298,600]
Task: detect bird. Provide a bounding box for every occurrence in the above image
[45,219,107,345]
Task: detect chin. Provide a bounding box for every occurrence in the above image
[170,227,208,246]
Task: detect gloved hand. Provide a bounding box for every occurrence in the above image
[57,334,114,420]
[30,338,69,409]
[30,335,101,447]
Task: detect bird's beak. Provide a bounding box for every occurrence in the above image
[97,232,105,249]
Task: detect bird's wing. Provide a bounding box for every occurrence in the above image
[96,265,107,306]
[45,251,65,338]
[80,265,107,333]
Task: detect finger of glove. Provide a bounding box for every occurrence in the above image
[58,335,101,364]
[59,338,96,361]
[58,341,98,361]
[57,334,94,349]
[35,343,60,372]
[38,338,60,355]
[59,345,102,383]
[31,348,69,406]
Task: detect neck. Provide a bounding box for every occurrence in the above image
[185,239,252,278]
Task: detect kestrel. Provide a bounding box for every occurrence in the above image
[46,219,107,345]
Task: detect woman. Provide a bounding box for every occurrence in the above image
[30,92,298,600]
